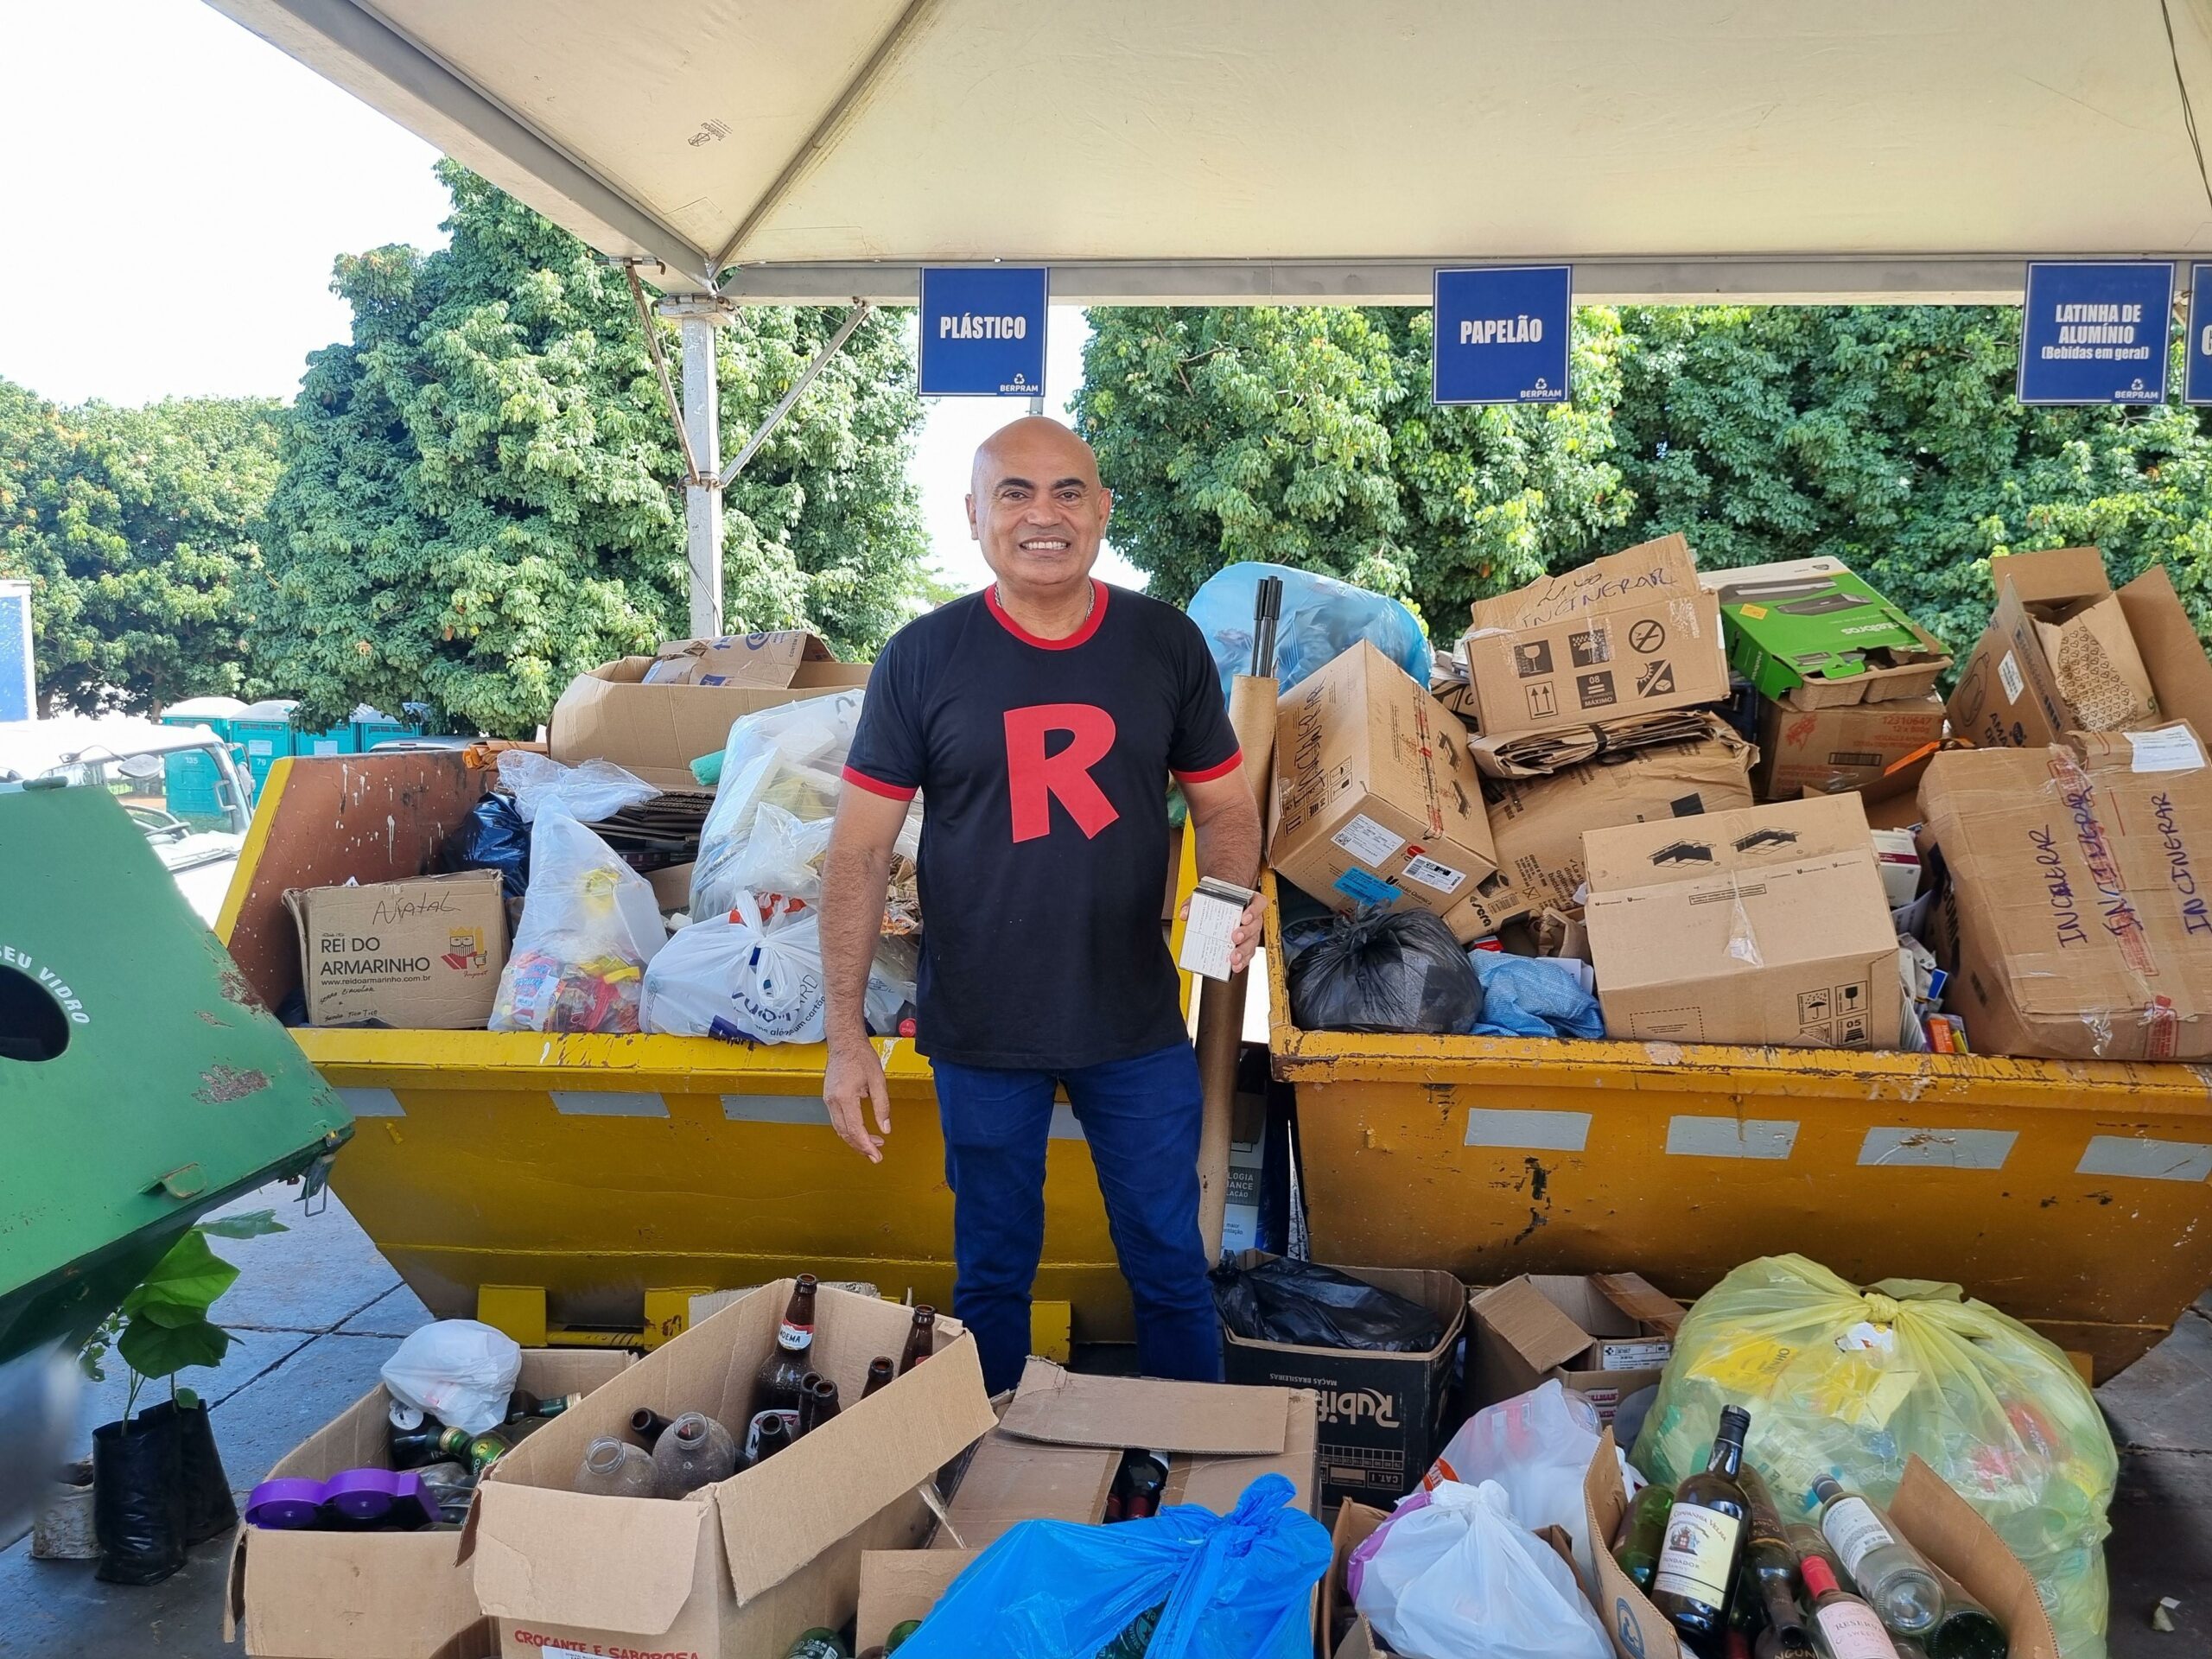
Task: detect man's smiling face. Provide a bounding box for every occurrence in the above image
[968,416,1112,601]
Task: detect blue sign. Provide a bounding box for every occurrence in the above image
[0,583,30,722]
[2187,264,2212,404]
[918,266,1048,397]
[2018,262,2172,405]
[1433,265,1573,404]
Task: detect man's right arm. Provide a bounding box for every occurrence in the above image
[820,787,909,1161]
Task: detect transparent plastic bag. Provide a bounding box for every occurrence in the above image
[1421,1380,1634,1583]
[1287,909,1483,1034]
[893,1473,1329,1659]
[640,894,826,1045]
[490,808,667,1033]
[378,1320,523,1435]
[1348,1479,1611,1659]
[865,933,918,1036]
[1186,561,1430,701]
[1630,1254,2117,1659]
[496,750,658,825]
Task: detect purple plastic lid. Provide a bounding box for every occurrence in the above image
[245,1469,436,1531]
[245,1478,327,1530]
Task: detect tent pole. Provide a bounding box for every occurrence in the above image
[659,297,734,637]
[721,302,874,488]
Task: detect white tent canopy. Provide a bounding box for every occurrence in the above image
[210,0,2212,304]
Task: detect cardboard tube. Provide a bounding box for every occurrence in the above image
[1194,675,1279,1262]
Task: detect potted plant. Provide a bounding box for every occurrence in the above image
[79,1210,284,1584]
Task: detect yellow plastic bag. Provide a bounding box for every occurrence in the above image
[1630,1254,2115,1659]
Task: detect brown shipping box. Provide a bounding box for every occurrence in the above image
[549,655,870,791]
[467,1282,996,1659]
[1484,719,1754,913]
[1948,548,2212,752]
[1460,536,1729,743]
[1466,1274,1682,1425]
[1585,1433,2059,1659]
[938,1359,1320,1552]
[1755,692,1946,804]
[1271,640,1522,941]
[1319,1499,1389,1659]
[284,871,507,1029]
[225,1351,632,1659]
[1584,793,1902,1050]
[1918,728,2212,1061]
[855,1550,976,1656]
[642,630,835,688]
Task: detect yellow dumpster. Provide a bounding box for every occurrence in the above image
[1262,874,2212,1380]
[217,750,1174,1348]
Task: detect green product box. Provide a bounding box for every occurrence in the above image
[1705,557,1950,707]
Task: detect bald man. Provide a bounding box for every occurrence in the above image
[818,416,1263,1392]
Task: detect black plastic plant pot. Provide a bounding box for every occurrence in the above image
[137,1397,238,1544]
[91,1414,185,1585]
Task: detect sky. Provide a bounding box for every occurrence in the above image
[0,0,1137,595]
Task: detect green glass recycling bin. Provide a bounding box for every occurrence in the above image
[0,780,353,1363]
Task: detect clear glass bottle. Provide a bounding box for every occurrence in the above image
[575,1436,658,1497]
[1812,1477,1942,1636]
[652,1411,737,1497]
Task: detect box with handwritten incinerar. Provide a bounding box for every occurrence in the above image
[1458,535,1730,743]
[283,870,507,1028]
[1269,639,1522,942]
[1916,725,2212,1061]
[1217,1252,1465,1511]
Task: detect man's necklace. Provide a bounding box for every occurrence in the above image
[995,580,1095,631]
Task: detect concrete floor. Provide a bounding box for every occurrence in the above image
[0,1192,2205,1658]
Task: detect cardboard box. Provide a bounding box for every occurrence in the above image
[1753,692,1946,804]
[855,1549,974,1656]
[1319,1499,1389,1659]
[1947,549,2212,752]
[642,631,836,688]
[1584,793,1903,1049]
[1484,719,1754,914]
[284,871,507,1029]
[1270,641,1522,939]
[1918,728,2212,1060]
[549,658,870,791]
[225,1351,631,1659]
[938,1359,1319,1552]
[468,1282,997,1659]
[1703,557,1950,707]
[1467,1274,1681,1425]
[1468,704,1732,780]
[1218,1253,1465,1511]
[1460,536,1730,743]
[1583,1433,2059,1659]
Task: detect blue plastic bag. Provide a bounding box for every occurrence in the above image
[1186,562,1431,702]
[1468,951,1605,1040]
[893,1473,1330,1659]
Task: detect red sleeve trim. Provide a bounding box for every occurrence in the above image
[1173,748,1245,786]
[841,764,918,802]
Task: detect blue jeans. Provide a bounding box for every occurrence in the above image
[931,1039,1223,1395]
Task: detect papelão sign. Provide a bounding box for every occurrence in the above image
[1433,265,1573,405]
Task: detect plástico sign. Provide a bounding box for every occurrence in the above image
[2187,264,2212,404]
[2018,262,2173,405]
[918,265,1048,397]
[1433,265,1573,404]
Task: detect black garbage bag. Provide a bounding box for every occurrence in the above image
[92,1414,184,1585]
[442,792,531,899]
[137,1397,237,1544]
[1212,1257,1446,1353]
[1285,908,1482,1034]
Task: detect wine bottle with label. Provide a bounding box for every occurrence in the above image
[1812,1477,1942,1636]
[1650,1405,1753,1650]
[1803,1554,1903,1659]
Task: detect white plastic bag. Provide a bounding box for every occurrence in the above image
[496,750,659,824]
[379,1319,523,1435]
[1349,1479,1611,1659]
[642,893,828,1044]
[491,808,667,1033]
[1422,1381,1637,1583]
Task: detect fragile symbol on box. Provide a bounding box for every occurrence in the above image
[1526,683,1558,719]
[1636,659,1675,697]
[1570,628,1611,667]
[1577,671,1618,709]
[1834,980,1867,1014]
[1515,640,1554,677]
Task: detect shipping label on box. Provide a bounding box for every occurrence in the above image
[284,871,507,1030]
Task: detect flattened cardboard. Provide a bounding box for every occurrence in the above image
[1918,730,2212,1060]
[856,1549,975,1654]
[1583,792,1902,1050]
[1754,693,1946,804]
[549,657,870,791]
[1702,556,1950,707]
[644,631,834,688]
[1468,1274,1681,1425]
[1219,1253,1466,1510]
[1484,721,1754,913]
[471,1282,996,1659]
[225,1351,630,1659]
[942,1360,1319,1551]
[1461,536,1730,742]
[1270,641,1520,937]
[284,871,507,1029]
[1469,704,1729,780]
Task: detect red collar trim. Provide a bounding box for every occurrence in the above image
[985,579,1109,650]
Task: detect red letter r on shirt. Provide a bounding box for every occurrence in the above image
[1004,703,1120,842]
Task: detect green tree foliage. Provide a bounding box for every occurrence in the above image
[1073,306,1632,627]
[1610,304,2212,654]
[254,162,929,736]
[0,379,280,714]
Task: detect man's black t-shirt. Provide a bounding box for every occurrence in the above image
[843,580,1241,1069]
